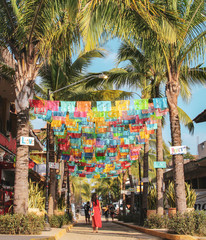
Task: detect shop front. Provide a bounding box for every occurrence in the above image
[0,133,16,214]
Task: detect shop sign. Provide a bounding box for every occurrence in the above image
[56,174,61,180]
[49,162,59,169]
[20,136,34,146]
[142,177,149,183]
[154,161,166,168]
[170,145,187,155]
[121,190,129,194]
[127,187,136,192]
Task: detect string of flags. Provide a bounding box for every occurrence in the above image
[30,98,168,178]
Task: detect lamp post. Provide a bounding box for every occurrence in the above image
[44,74,107,227]
[44,89,51,230]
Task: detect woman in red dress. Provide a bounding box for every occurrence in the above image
[91,193,102,233]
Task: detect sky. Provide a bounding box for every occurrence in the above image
[32,38,206,155]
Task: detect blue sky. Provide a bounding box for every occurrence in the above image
[33,38,206,155]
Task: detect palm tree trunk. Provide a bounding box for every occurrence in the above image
[128,168,134,214]
[48,127,57,215]
[156,119,164,215]
[166,75,186,213]
[14,109,30,214]
[142,141,149,213]
[122,172,127,217]
[14,70,36,214]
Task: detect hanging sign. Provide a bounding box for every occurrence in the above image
[127,187,136,192]
[56,174,61,180]
[142,177,149,183]
[20,136,34,146]
[154,161,166,168]
[170,146,187,155]
[121,190,128,194]
[49,162,59,169]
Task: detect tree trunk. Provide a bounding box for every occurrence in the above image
[166,75,186,213]
[128,168,134,214]
[122,172,127,217]
[14,70,35,214]
[142,141,149,212]
[48,127,57,216]
[156,119,164,215]
[14,109,30,214]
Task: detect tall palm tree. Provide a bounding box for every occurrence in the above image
[0,0,82,214]
[157,0,206,213]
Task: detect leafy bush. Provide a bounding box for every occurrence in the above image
[29,179,45,211]
[166,181,197,208]
[165,181,176,208]
[185,182,196,208]
[144,211,206,236]
[168,211,206,236]
[148,183,157,210]
[144,214,169,229]
[194,211,206,236]
[49,213,72,228]
[168,212,196,235]
[0,214,44,234]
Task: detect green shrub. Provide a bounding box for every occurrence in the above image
[165,181,197,208]
[144,214,169,229]
[49,213,72,228]
[168,212,196,235]
[193,211,206,236]
[29,179,45,211]
[165,181,176,208]
[148,183,157,210]
[185,182,196,208]
[0,214,44,234]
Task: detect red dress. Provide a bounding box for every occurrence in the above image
[92,200,102,228]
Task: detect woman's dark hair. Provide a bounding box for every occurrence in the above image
[91,193,97,205]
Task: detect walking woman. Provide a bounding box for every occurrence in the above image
[90,193,102,233]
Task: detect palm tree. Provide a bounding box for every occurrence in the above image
[0,0,82,214]
[83,0,205,213]
[80,0,178,51]
[94,178,121,205]
[158,0,206,213]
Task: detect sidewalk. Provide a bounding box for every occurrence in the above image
[0,222,76,240]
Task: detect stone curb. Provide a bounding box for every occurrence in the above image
[113,221,204,240]
[31,221,77,240]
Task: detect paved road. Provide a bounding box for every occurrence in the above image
[61,219,162,240]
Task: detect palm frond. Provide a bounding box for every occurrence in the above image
[177,106,194,134]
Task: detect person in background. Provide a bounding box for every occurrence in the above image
[91,193,102,233]
[104,205,109,222]
[110,204,115,221]
[84,201,90,224]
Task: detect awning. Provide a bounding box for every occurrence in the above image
[29,130,44,151]
[0,144,15,157]
[193,109,206,123]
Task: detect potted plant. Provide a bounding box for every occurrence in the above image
[165,181,176,217]
[185,182,196,212]
[28,180,45,216]
[147,183,157,218]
